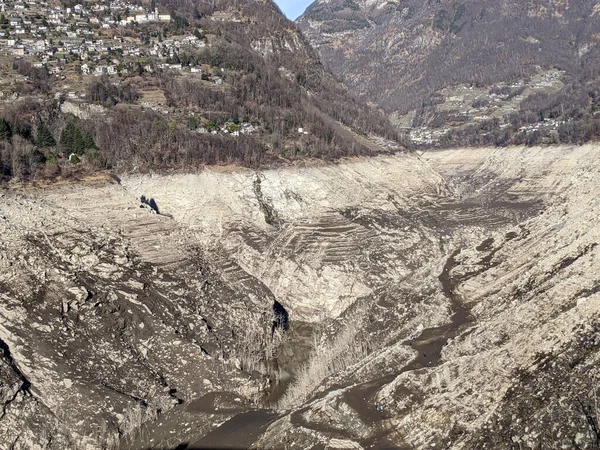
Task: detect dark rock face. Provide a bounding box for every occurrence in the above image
[0,338,31,399]
[272,301,289,336]
[140,195,160,214]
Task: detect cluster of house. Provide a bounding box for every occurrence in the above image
[197,122,258,137]
[149,35,205,58]
[409,127,449,145]
[0,0,169,36]
[410,116,570,145]
[0,0,178,61]
[121,7,170,25]
[518,118,567,134]
[0,0,221,79]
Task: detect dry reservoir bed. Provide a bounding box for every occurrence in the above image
[1,145,600,449]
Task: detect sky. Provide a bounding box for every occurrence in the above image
[274,0,313,20]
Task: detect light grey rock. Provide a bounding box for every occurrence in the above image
[2,146,600,449]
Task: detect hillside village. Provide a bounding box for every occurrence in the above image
[0,0,214,79]
[0,0,272,156]
[407,70,573,146]
[0,0,404,182]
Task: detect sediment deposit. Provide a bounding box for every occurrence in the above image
[1,145,599,449]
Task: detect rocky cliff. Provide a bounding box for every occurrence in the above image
[1,145,600,449]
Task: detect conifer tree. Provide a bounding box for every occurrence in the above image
[83,132,97,150]
[36,122,56,147]
[0,119,11,141]
[60,122,75,151]
[60,122,86,155]
[61,122,97,155]
[72,127,85,155]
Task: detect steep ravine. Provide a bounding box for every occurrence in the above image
[152,249,475,450]
[252,146,600,449]
[1,146,600,449]
[269,249,473,450]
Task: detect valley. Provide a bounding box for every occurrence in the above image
[298,0,600,148]
[2,145,599,449]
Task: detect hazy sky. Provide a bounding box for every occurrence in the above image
[274,0,313,20]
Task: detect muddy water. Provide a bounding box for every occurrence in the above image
[167,251,471,450]
[169,323,316,450]
[275,249,473,448]
[187,410,279,450]
[341,249,473,448]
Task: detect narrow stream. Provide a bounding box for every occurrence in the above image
[185,249,472,449]
[343,249,473,448]
[187,410,279,450]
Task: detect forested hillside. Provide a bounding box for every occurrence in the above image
[298,0,600,147]
[0,0,400,182]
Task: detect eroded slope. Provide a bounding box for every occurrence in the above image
[1,146,600,449]
[255,146,600,449]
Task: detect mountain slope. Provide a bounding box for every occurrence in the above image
[0,0,400,182]
[297,0,600,146]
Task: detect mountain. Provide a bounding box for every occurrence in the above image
[3,1,600,450]
[0,0,400,183]
[297,0,600,146]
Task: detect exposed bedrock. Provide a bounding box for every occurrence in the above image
[0,145,599,449]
